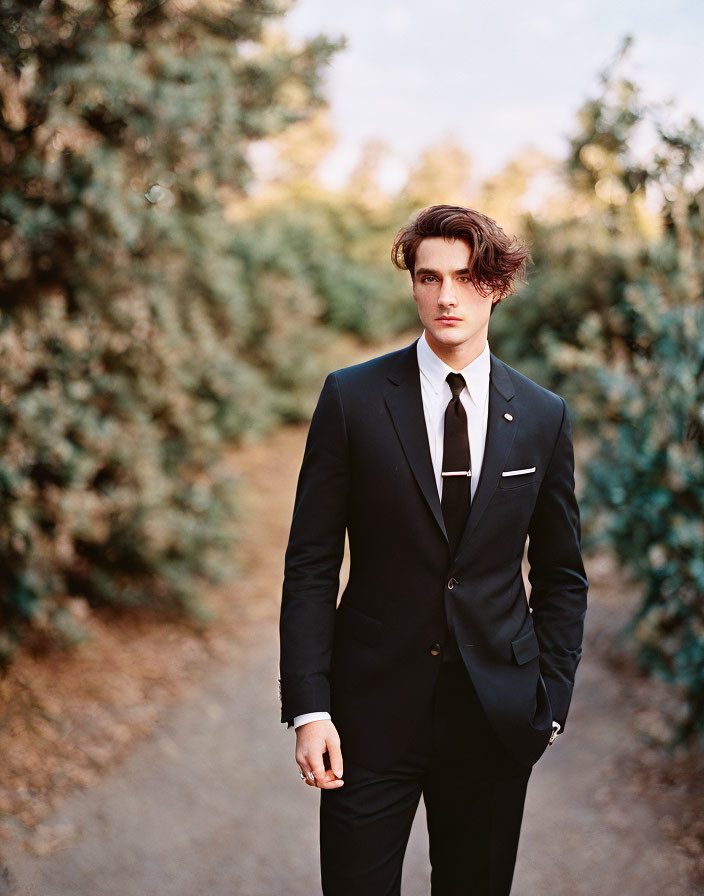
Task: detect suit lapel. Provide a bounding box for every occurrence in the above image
[383,343,519,551]
[456,353,518,551]
[384,341,448,542]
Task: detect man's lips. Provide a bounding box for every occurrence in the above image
[436,316,462,322]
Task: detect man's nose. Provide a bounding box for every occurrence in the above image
[438,279,457,306]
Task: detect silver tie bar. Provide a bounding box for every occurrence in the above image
[441,470,472,477]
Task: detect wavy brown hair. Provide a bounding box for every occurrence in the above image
[391,205,530,306]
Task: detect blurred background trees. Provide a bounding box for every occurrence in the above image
[487,40,704,741]
[0,0,345,650]
[1,7,702,745]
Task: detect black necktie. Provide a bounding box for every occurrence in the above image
[441,372,471,555]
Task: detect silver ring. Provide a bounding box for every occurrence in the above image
[307,771,315,781]
[299,770,305,780]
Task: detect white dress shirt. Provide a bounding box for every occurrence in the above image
[416,330,490,505]
[292,331,491,729]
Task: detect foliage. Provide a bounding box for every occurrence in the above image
[235,196,415,341]
[586,299,704,740]
[0,0,342,650]
[489,38,704,741]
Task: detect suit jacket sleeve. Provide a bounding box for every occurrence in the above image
[279,372,350,725]
[527,396,588,731]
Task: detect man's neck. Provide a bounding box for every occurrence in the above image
[424,330,488,371]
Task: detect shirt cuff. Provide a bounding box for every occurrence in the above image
[293,711,332,729]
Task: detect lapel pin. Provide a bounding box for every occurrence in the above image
[503,412,513,422]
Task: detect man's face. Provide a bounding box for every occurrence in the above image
[412,237,498,359]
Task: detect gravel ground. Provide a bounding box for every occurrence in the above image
[1,424,699,896]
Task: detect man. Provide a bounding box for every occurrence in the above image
[279,204,588,895]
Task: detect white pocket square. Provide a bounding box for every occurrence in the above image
[501,467,536,477]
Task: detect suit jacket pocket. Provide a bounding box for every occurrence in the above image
[511,627,540,665]
[498,468,537,489]
[335,602,385,646]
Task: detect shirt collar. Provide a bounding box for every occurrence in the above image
[416,330,491,406]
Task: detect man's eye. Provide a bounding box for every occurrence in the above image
[421,276,437,283]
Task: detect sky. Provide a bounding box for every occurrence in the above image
[284,0,704,190]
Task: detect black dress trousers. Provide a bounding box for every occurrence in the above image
[319,661,532,896]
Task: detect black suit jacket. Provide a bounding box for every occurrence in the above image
[279,339,588,770]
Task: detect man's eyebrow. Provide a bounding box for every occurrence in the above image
[415,267,471,276]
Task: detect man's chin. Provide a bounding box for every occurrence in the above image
[427,327,468,347]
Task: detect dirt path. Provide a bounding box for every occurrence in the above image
[1,424,699,895]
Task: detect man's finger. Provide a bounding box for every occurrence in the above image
[326,739,344,780]
[311,760,343,789]
[310,759,326,785]
[316,776,344,789]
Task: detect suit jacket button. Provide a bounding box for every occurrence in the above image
[429,643,441,656]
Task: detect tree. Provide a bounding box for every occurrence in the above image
[489,37,704,741]
[0,0,340,650]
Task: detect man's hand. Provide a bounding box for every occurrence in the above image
[295,719,344,789]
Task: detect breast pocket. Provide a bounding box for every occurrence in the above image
[498,466,537,489]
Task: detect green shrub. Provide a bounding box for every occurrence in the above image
[489,39,704,741]
[0,0,341,648]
